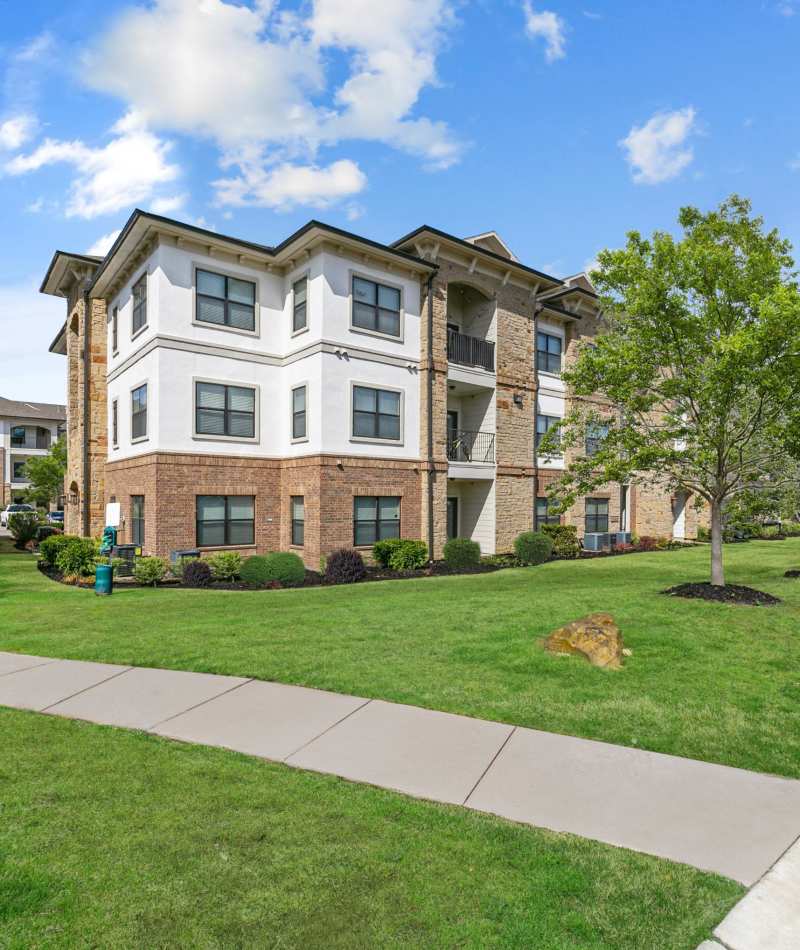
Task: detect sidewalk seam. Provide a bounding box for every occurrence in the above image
[148,677,255,731]
[41,666,133,713]
[283,698,373,762]
[462,725,517,806]
[0,658,59,678]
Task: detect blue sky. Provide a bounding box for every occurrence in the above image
[2,0,799,402]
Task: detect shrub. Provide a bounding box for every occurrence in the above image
[263,551,306,587]
[513,531,553,566]
[443,537,481,569]
[8,511,39,546]
[325,548,367,584]
[133,556,168,587]
[55,536,99,576]
[240,555,272,587]
[696,525,710,542]
[207,551,243,582]
[636,535,658,551]
[372,538,404,568]
[758,524,783,539]
[39,533,73,567]
[169,556,198,580]
[35,525,61,544]
[784,521,800,537]
[388,539,428,571]
[183,558,212,588]
[540,523,580,559]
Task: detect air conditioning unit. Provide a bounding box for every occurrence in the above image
[614,532,632,545]
[583,532,611,552]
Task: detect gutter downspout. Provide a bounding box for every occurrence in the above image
[531,298,542,529]
[81,284,91,537]
[426,272,436,562]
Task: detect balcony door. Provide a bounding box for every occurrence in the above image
[447,497,459,540]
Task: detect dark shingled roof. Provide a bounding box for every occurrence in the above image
[0,397,66,421]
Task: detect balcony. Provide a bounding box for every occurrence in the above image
[447,428,495,465]
[447,329,495,373]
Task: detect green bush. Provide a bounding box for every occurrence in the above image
[39,533,74,567]
[371,538,404,568]
[783,521,800,536]
[758,524,783,539]
[513,531,553,566]
[133,556,168,587]
[206,551,243,582]
[442,537,481,569]
[55,537,99,576]
[696,525,710,542]
[8,511,39,546]
[240,555,272,587]
[170,556,198,580]
[262,551,306,587]
[540,523,580,559]
[388,539,428,571]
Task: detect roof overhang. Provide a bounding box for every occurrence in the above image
[392,225,562,294]
[49,321,67,355]
[539,301,582,323]
[40,252,102,298]
[90,210,436,300]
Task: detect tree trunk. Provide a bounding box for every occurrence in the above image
[710,498,725,587]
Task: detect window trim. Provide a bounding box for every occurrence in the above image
[192,377,260,444]
[291,272,309,337]
[536,329,563,377]
[353,495,401,547]
[349,381,404,446]
[290,382,309,444]
[585,497,610,534]
[290,495,305,547]
[10,425,25,448]
[131,272,148,340]
[131,495,145,548]
[535,496,561,530]
[130,381,149,444]
[535,413,562,455]
[111,398,119,448]
[348,269,405,343]
[192,262,260,338]
[196,494,256,549]
[111,305,119,355]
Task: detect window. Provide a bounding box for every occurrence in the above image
[536,331,562,375]
[291,496,305,546]
[352,276,401,338]
[293,276,307,333]
[196,496,255,547]
[535,496,560,529]
[353,496,400,546]
[131,384,147,441]
[291,385,307,440]
[12,460,26,480]
[585,422,609,457]
[195,382,256,439]
[111,399,118,446]
[132,275,147,335]
[10,426,25,447]
[196,268,256,332]
[535,414,561,452]
[131,496,145,547]
[585,497,609,534]
[112,306,118,352]
[352,385,401,442]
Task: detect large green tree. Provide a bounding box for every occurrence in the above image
[543,196,800,586]
[23,436,67,508]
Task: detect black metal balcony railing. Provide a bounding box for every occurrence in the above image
[447,428,495,464]
[447,329,495,373]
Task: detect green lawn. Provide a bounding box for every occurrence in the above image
[2,539,800,777]
[0,708,741,948]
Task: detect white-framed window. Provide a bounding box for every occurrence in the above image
[291,496,304,546]
[535,413,561,452]
[351,384,402,443]
[131,383,148,442]
[111,399,118,447]
[194,381,257,441]
[132,275,147,337]
[112,306,118,353]
[292,276,308,334]
[195,267,257,333]
[353,496,400,546]
[196,495,255,547]
[351,274,402,339]
[536,330,562,375]
[291,385,307,441]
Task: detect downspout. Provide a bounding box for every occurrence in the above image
[426,271,435,562]
[531,298,542,528]
[81,284,91,537]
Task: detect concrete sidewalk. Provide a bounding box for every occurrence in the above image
[3,651,800,899]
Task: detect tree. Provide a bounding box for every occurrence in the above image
[23,436,67,508]
[542,196,800,586]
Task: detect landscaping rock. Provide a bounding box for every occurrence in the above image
[544,613,623,669]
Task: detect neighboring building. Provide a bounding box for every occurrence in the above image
[41,209,701,563]
[0,397,66,508]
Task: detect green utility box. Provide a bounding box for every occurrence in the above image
[95,563,113,596]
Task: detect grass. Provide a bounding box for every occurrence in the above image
[0,708,741,948]
[2,538,800,777]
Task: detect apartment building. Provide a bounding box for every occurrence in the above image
[0,397,65,508]
[42,210,697,565]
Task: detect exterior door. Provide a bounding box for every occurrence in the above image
[447,497,459,540]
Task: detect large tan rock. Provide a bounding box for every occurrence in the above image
[544,612,623,669]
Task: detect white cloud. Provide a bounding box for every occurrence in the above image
[582,9,602,19]
[620,107,698,185]
[214,158,366,211]
[0,115,37,150]
[15,32,55,62]
[788,154,800,172]
[86,229,122,256]
[5,111,182,218]
[150,193,188,214]
[522,2,567,62]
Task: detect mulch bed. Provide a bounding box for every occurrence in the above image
[784,569,800,578]
[662,582,781,606]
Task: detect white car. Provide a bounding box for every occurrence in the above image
[0,503,35,528]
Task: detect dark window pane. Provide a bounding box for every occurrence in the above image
[353,387,376,412]
[228,497,254,521]
[377,309,400,336]
[228,412,254,438]
[353,412,376,438]
[228,277,255,305]
[293,302,307,332]
[379,497,400,521]
[197,296,226,325]
[352,301,376,330]
[378,414,400,440]
[227,521,254,545]
[197,409,225,435]
[227,302,255,331]
[378,285,400,311]
[197,270,225,297]
[354,522,376,545]
[197,382,225,410]
[354,497,377,521]
[228,387,255,413]
[353,277,376,304]
[197,521,225,547]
